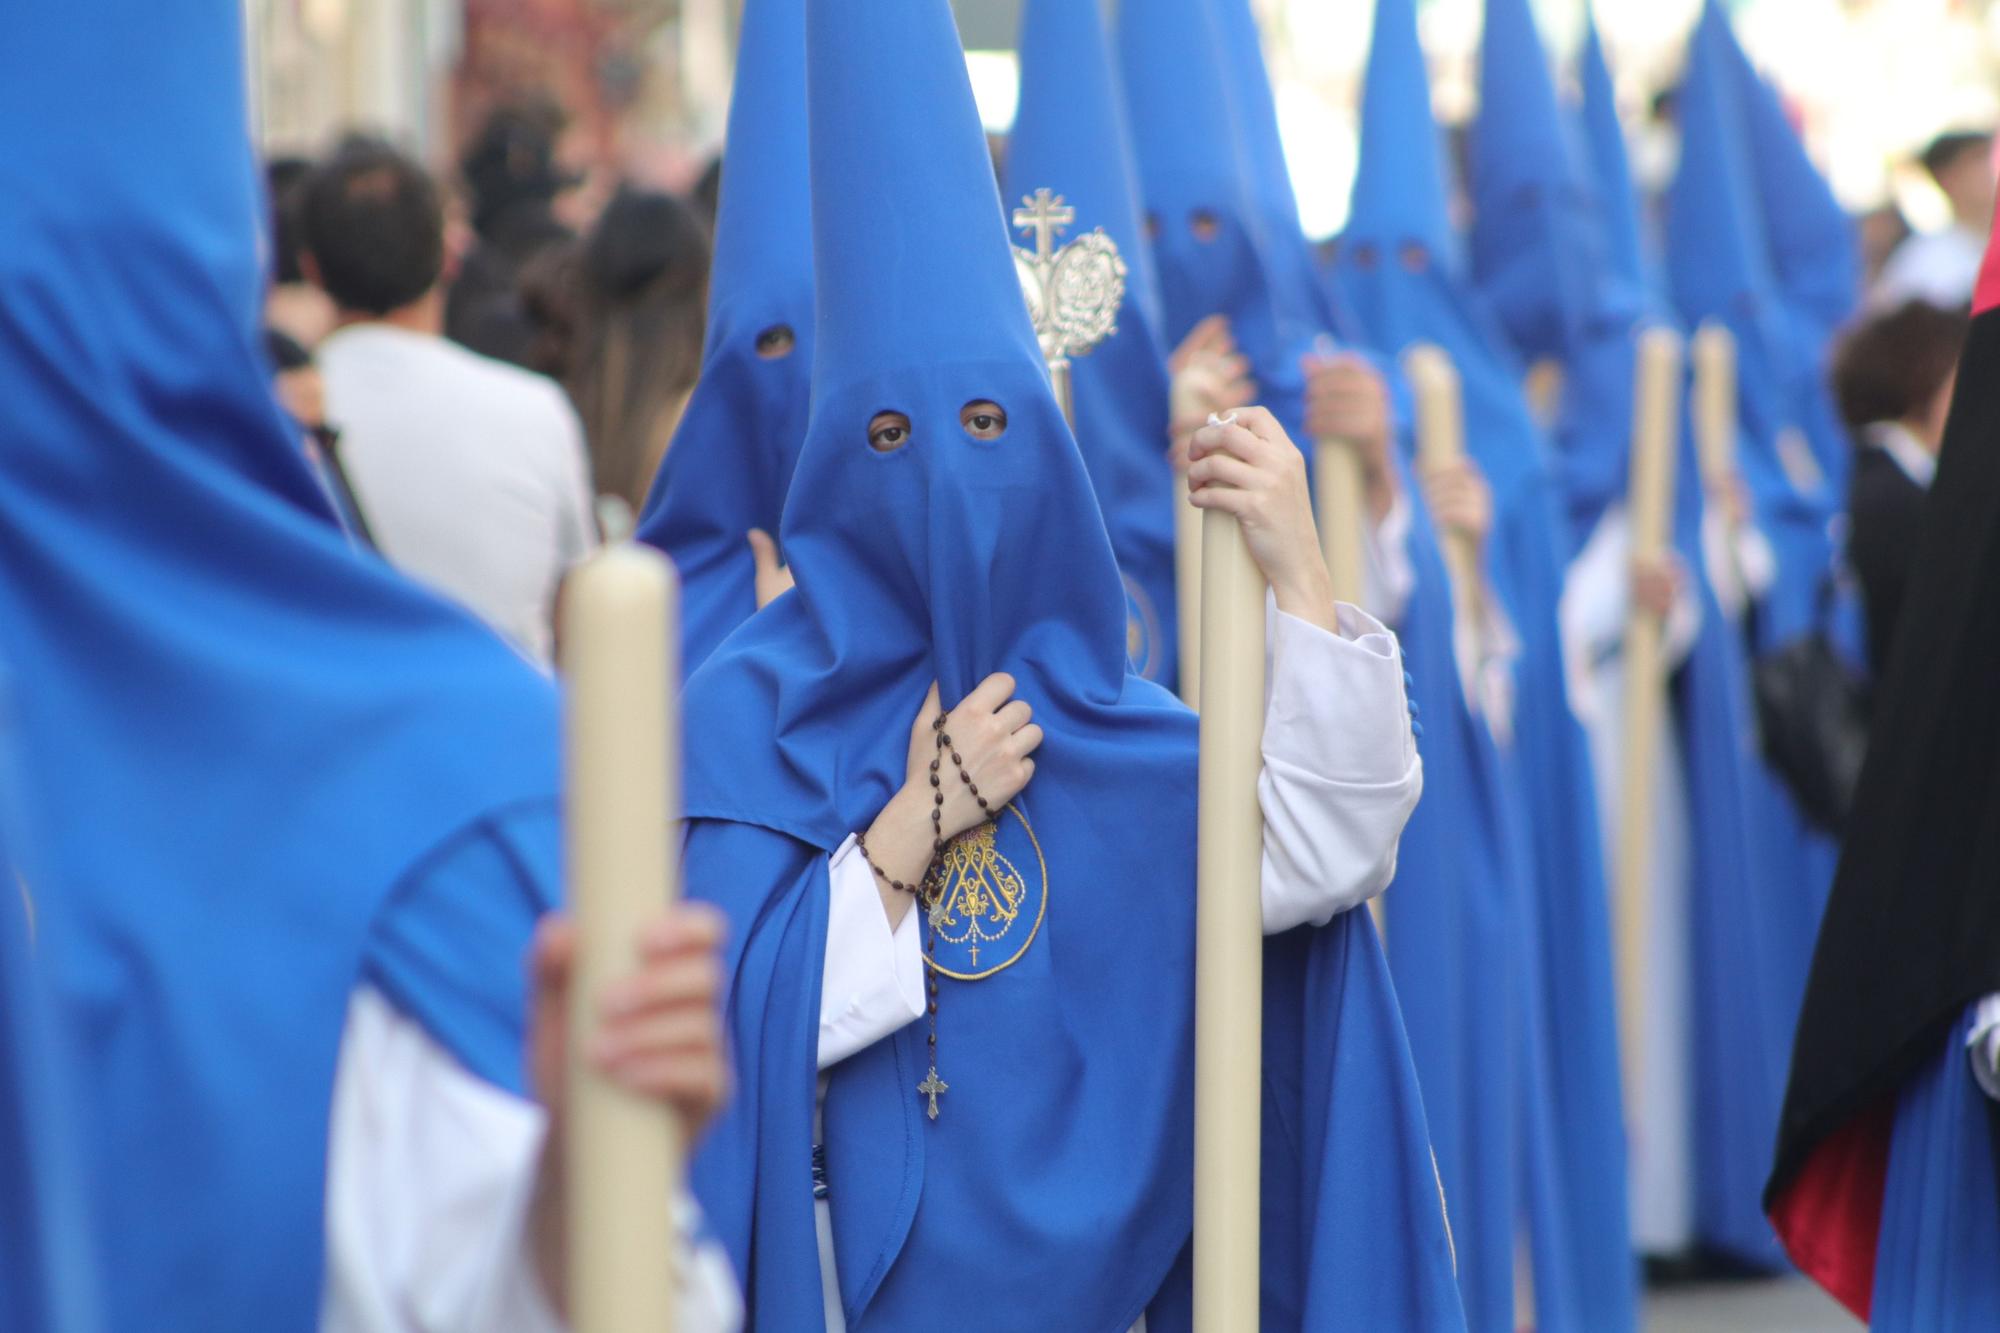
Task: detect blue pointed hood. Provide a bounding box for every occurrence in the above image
[1346,0,1459,266]
[1006,0,1181,684]
[1577,13,1651,301]
[1665,3,1784,340]
[1712,9,1859,340]
[0,4,560,1329]
[636,0,814,671]
[1665,1,1825,514]
[1467,0,1603,356]
[1118,0,1314,423]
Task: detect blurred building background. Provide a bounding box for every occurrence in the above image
[245,0,2000,230]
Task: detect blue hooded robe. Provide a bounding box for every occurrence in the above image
[1661,0,1845,1265]
[1005,0,1181,687]
[1457,1,1660,1325]
[637,0,815,672]
[1123,1,1568,1327]
[676,0,1461,1327]
[1329,0,1636,1323]
[0,5,565,1327]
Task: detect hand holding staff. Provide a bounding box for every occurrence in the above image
[1613,327,1686,1110]
[562,544,685,1333]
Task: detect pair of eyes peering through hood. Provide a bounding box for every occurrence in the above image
[1142,209,1223,243]
[866,401,1008,453]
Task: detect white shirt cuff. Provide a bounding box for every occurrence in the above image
[819,837,928,1070]
[1361,492,1417,627]
[1258,602,1424,933]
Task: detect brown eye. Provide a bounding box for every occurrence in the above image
[1144,212,1162,241]
[867,410,912,453]
[1190,209,1221,242]
[960,400,1007,441]
[1398,242,1430,273]
[755,325,796,359]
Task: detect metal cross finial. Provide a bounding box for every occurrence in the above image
[1013,188,1075,262]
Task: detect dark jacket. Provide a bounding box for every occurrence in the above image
[1846,436,1930,678]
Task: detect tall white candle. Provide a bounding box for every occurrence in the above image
[562,543,683,1333]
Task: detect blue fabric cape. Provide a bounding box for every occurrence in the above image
[0,7,563,1328]
[1006,0,1180,687]
[680,0,1457,1326]
[1871,1006,2000,1330]
[1331,1,1634,1324]
[636,0,814,672]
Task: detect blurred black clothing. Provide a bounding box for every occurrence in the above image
[1846,436,1930,679]
[445,200,573,368]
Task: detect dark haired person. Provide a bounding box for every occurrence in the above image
[1877,130,1995,308]
[266,154,335,348]
[562,189,711,510]
[1833,299,1968,677]
[447,96,586,367]
[303,141,597,666]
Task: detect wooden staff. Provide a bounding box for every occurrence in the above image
[1690,323,1739,494]
[562,544,684,1333]
[1311,429,1381,934]
[1193,504,1266,1330]
[1612,327,1686,1109]
[1402,344,1482,639]
[1313,440,1368,608]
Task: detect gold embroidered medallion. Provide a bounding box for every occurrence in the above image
[922,802,1047,981]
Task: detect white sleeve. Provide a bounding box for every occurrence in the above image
[1360,492,1417,627]
[1966,994,2000,1103]
[1258,600,1424,934]
[819,838,928,1070]
[321,986,743,1333]
[549,391,601,568]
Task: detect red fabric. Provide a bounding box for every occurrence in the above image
[1975,225,2000,315]
[1768,1099,1896,1321]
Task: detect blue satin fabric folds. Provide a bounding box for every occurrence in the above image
[0,5,563,1328]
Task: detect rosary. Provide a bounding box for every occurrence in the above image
[855,711,992,1121]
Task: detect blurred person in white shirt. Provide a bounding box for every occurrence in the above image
[302,140,597,665]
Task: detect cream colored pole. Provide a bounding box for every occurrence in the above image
[1612,328,1686,1109]
[1193,504,1266,1331]
[562,544,683,1333]
[1313,441,1367,609]
[1312,437,1379,933]
[1690,323,1739,493]
[1402,344,1483,637]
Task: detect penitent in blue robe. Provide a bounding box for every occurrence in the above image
[0,5,566,1328]
[1326,0,1632,1326]
[1665,1,1847,1264]
[677,0,1462,1327]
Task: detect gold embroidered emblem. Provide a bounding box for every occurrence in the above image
[923,802,1047,981]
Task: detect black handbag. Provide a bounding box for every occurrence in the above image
[1747,581,1868,835]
